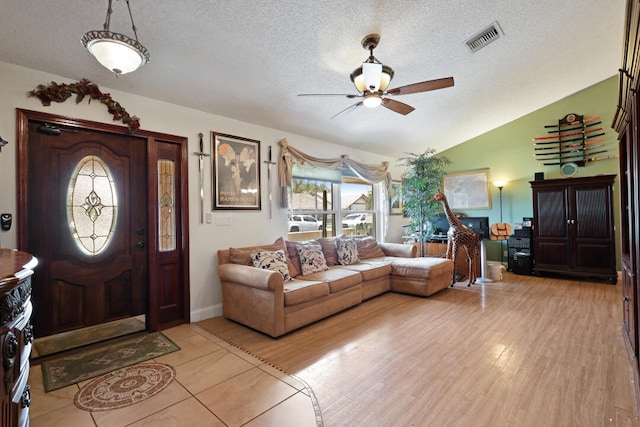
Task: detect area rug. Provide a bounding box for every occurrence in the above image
[33,317,146,357]
[41,332,180,392]
[74,362,175,411]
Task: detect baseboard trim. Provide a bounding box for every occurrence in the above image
[190,304,222,322]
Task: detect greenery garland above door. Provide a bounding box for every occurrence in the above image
[28,79,141,132]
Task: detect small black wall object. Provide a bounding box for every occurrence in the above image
[534,172,544,181]
[1,214,12,231]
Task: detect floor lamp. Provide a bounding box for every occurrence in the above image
[494,181,505,265]
[478,182,505,283]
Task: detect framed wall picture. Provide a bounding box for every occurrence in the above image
[211,132,261,210]
[442,169,491,210]
[390,180,403,215]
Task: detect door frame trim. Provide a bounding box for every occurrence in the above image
[16,108,190,331]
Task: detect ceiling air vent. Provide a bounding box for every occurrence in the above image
[465,22,502,53]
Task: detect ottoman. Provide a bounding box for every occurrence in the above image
[389,257,454,297]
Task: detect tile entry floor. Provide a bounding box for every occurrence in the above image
[28,323,321,427]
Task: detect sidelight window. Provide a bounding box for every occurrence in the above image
[158,159,176,251]
[67,155,117,255]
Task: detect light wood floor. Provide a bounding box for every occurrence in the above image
[197,272,640,427]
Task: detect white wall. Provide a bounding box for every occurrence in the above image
[0,61,407,322]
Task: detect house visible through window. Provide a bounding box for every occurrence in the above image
[341,177,375,237]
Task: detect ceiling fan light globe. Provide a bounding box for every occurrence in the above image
[363,94,382,108]
[379,65,394,91]
[350,66,367,93]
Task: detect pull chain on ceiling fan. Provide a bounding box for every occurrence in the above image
[298,33,454,119]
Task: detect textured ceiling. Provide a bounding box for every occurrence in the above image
[0,0,626,158]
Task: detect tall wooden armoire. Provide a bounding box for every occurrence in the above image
[613,0,640,404]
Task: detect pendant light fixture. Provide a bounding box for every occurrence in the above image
[81,0,150,76]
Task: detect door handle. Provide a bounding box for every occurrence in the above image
[137,241,145,248]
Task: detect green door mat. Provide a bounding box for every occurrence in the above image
[33,317,146,357]
[41,332,180,392]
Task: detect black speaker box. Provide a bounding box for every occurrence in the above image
[534,172,544,181]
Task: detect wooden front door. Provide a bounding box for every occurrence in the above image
[23,120,148,338]
[18,109,191,337]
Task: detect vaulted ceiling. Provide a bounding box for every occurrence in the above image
[0,0,626,157]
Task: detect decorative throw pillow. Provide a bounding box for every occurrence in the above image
[354,236,385,259]
[230,237,287,266]
[336,238,359,265]
[251,249,293,281]
[296,243,329,276]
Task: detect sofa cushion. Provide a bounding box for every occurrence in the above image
[317,237,338,266]
[337,262,392,282]
[296,243,329,276]
[251,249,293,281]
[283,280,329,306]
[302,267,362,293]
[336,238,359,265]
[353,236,385,259]
[390,257,453,278]
[358,256,397,265]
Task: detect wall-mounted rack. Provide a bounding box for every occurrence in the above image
[533,113,613,173]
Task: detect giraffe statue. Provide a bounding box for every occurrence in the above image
[428,190,479,286]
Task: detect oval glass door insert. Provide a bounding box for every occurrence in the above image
[67,155,118,255]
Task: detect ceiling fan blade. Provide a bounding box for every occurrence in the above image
[298,93,360,99]
[387,77,454,96]
[331,101,363,119]
[381,98,415,115]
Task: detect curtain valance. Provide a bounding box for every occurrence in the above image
[277,138,391,207]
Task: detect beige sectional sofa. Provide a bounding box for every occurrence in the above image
[217,236,454,337]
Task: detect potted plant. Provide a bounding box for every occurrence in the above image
[397,148,450,256]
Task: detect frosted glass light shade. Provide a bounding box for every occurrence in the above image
[363,94,382,108]
[82,30,150,75]
[378,66,393,91]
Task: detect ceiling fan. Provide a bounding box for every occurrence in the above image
[298,33,454,119]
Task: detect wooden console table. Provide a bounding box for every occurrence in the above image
[0,249,37,427]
